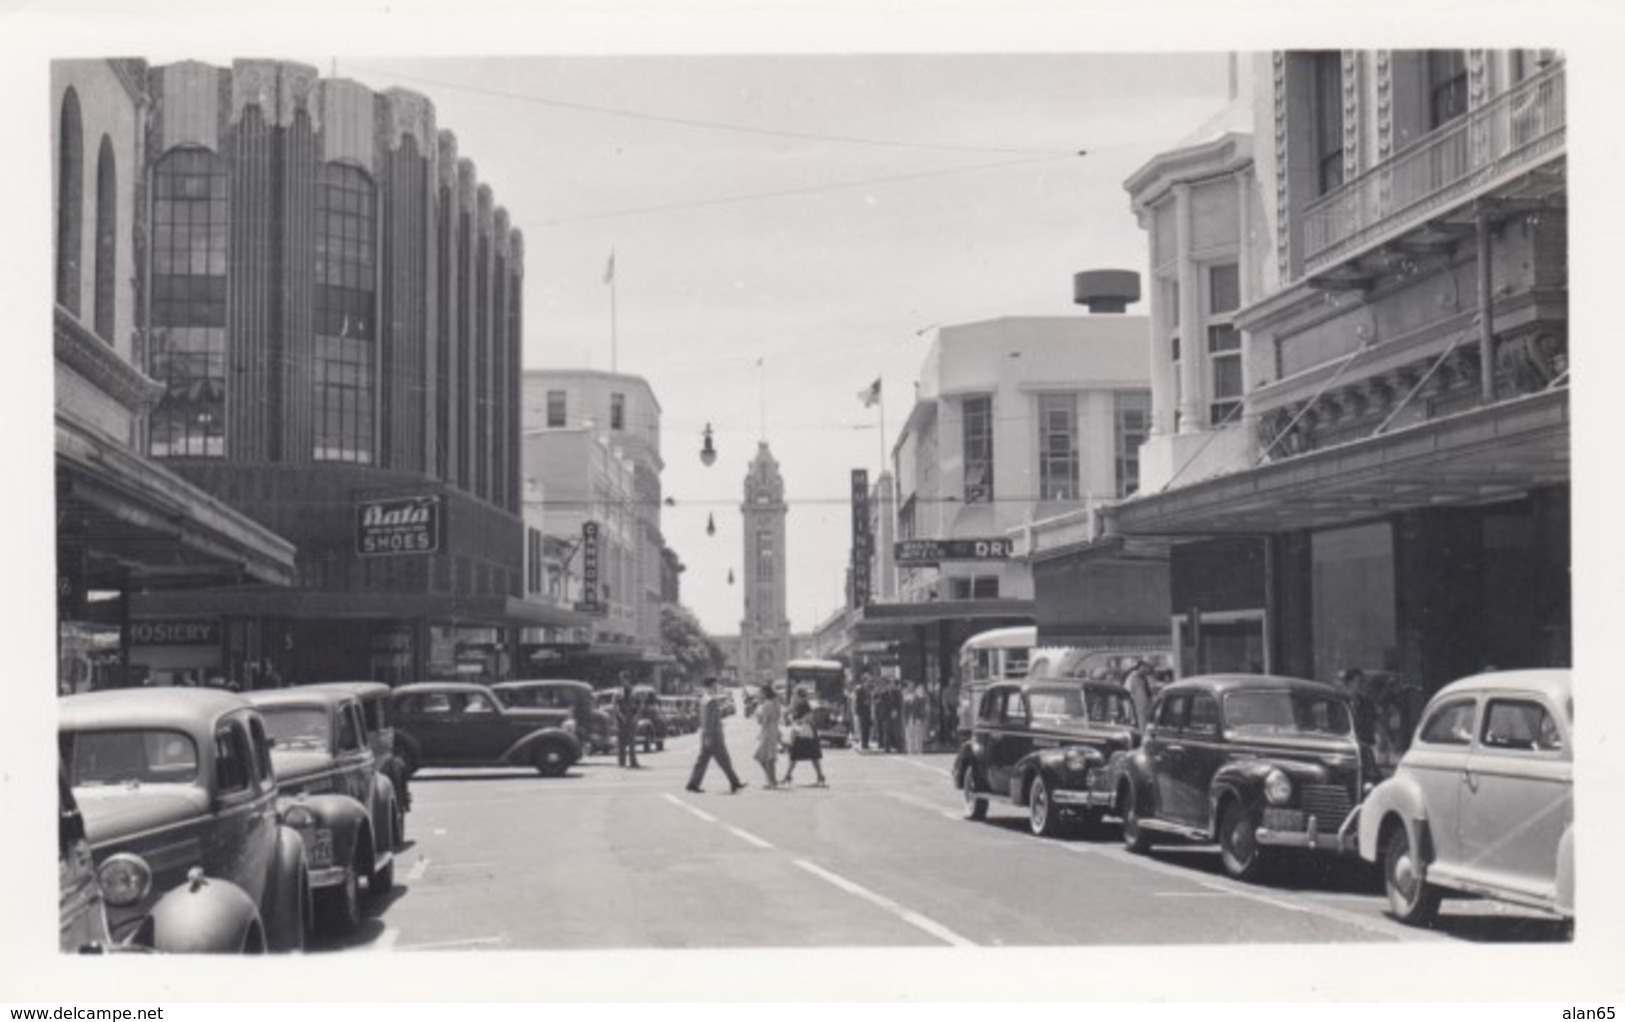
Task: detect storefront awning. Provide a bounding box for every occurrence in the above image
[132,586,589,629]
[57,414,297,591]
[848,599,1035,642]
[1112,388,1568,537]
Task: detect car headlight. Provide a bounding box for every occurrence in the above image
[1264,769,1293,806]
[562,718,578,734]
[1063,749,1092,773]
[97,853,153,908]
[282,803,317,829]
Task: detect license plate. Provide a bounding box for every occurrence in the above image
[1262,808,1306,832]
[309,829,334,867]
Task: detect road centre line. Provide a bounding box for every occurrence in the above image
[897,759,954,779]
[662,792,719,823]
[792,859,975,947]
[726,826,775,849]
[407,856,430,882]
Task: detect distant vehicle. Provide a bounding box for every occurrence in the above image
[393,682,582,776]
[785,658,851,747]
[303,680,414,816]
[1357,669,1573,927]
[58,688,310,952]
[1029,647,1174,682]
[955,627,1071,739]
[494,679,615,755]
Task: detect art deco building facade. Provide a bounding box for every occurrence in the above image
[69,58,565,686]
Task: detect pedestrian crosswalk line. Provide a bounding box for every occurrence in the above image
[792,858,975,948]
[662,792,718,823]
[727,826,775,849]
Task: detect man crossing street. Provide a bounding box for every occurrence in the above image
[687,676,746,794]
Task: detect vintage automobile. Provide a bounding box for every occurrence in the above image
[955,679,1140,837]
[244,688,400,934]
[1109,674,1367,882]
[786,659,851,747]
[393,681,583,776]
[58,688,311,952]
[306,680,414,817]
[1357,669,1573,926]
[492,679,615,755]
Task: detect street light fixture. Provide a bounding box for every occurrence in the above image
[706,513,717,537]
[700,423,717,467]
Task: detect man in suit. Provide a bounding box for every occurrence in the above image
[853,673,874,750]
[615,672,641,769]
[687,676,746,794]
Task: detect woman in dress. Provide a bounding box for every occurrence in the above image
[782,687,827,787]
[753,684,782,788]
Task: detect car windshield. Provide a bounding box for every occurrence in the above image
[258,707,331,751]
[1026,687,1086,722]
[61,729,200,786]
[1223,690,1352,736]
[1083,685,1139,727]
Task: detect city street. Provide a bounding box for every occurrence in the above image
[317,708,1569,953]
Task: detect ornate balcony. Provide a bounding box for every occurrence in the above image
[1303,62,1565,274]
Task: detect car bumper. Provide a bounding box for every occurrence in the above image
[308,865,355,889]
[1257,806,1361,855]
[1052,788,1112,808]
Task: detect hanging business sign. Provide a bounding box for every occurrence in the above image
[893,537,1015,567]
[356,495,442,556]
[850,469,871,608]
[576,521,603,614]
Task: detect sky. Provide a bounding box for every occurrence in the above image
[309,52,1232,637]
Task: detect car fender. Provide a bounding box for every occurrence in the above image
[1115,748,1154,809]
[1555,823,1575,916]
[953,743,982,789]
[291,792,371,872]
[502,728,583,766]
[1210,759,1333,838]
[1019,747,1104,804]
[368,774,398,848]
[147,871,265,953]
[1355,773,1429,864]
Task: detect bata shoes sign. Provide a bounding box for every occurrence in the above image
[356,495,443,556]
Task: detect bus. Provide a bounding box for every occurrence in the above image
[784,658,851,747]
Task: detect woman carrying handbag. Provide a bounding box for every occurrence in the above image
[782,687,827,787]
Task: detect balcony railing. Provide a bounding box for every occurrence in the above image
[1303,62,1565,272]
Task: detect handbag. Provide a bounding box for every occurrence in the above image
[791,720,815,741]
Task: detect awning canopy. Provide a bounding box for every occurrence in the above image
[1112,388,1568,538]
[57,414,298,591]
[848,598,1035,642]
[132,587,589,629]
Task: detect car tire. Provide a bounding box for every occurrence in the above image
[316,860,362,936]
[534,742,570,778]
[1383,822,1441,926]
[370,853,394,899]
[266,864,307,953]
[961,766,988,821]
[1121,784,1156,855]
[1029,776,1064,838]
[1218,798,1268,882]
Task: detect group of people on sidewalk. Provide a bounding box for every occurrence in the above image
[849,673,939,754]
[683,676,829,794]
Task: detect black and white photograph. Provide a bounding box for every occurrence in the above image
[4,0,1622,1006]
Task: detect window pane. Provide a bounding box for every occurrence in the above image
[1209,264,1240,314]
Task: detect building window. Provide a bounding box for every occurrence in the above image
[56,88,83,316]
[149,147,227,458]
[610,392,625,431]
[546,390,567,428]
[93,137,117,343]
[1037,393,1079,501]
[1312,51,1345,195]
[1207,263,1243,426]
[949,575,1000,600]
[756,530,775,583]
[1165,277,1182,431]
[1114,391,1151,497]
[313,163,377,464]
[962,394,994,503]
[1427,50,1468,129]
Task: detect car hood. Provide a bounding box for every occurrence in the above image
[269,748,336,783]
[75,785,209,845]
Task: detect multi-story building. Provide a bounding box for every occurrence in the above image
[521,369,672,682]
[1045,50,1568,694]
[95,58,568,686]
[53,60,298,693]
[850,310,1152,688]
[738,442,791,688]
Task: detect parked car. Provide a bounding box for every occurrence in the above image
[58,688,311,952]
[306,680,414,816]
[1356,669,1573,926]
[244,688,400,934]
[955,679,1140,837]
[393,682,583,777]
[492,679,615,755]
[1108,674,1366,882]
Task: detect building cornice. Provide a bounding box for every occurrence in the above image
[1124,131,1254,213]
[54,307,163,413]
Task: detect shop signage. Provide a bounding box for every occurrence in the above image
[578,521,601,613]
[850,469,871,608]
[130,619,220,646]
[356,495,442,556]
[893,537,1014,566]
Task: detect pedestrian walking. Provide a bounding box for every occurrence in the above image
[853,674,874,750]
[903,682,927,754]
[686,676,746,794]
[753,683,782,788]
[615,672,641,769]
[782,687,827,786]
[882,681,904,753]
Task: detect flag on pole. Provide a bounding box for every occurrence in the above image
[858,378,882,408]
[603,250,616,285]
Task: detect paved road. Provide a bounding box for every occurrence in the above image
[317,712,1569,952]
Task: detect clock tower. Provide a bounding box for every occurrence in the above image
[740,442,789,688]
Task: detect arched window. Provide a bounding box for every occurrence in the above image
[148,147,228,457]
[313,162,377,464]
[94,136,117,343]
[56,89,83,314]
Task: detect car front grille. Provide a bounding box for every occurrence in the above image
[1300,784,1353,820]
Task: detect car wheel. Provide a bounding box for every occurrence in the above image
[961,766,988,821]
[1029,776,1063,838]
[316,861,362,936]
[1383,822,1441,926]
[370,852,394,899]
[266,863,308,953]
[1121,785,1155,854]
[1218,799,1268,882]
[535,743,569,778]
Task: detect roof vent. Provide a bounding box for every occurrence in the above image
[1073,269,1141,313]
